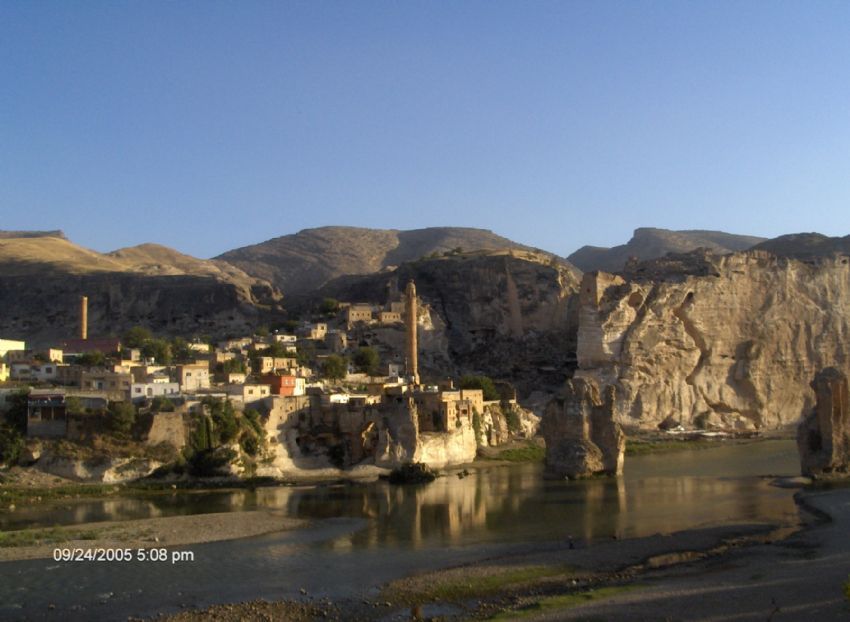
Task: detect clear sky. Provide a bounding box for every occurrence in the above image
[2,1,849,259]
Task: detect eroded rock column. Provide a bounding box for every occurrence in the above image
[798,367,850,478]
[542,377,625,479]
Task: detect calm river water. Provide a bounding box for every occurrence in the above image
[0,440,800,620]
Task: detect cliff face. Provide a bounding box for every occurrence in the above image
[312,250,583,395]
[0,235,282,343]
[575,251,850,430]
[0,273,281,344]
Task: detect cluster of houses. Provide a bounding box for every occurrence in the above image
[0,291,510,466]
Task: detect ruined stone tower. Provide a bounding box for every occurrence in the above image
[405,280,419,385]
[80,295,88,340]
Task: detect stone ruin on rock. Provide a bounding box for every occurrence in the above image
[798,367,850,478]
[542,377,625,479]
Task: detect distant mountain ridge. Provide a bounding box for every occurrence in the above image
[0,229,66,240]
[567,227,767,272]
[750,233,850,259]
[0,236,281,343]
[216,226,557,295]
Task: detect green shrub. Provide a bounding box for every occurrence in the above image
[108,402,137,435]
[460,375,499,401]
[505,406,522,434]
[188,447,236,477]
[0,425,24,466]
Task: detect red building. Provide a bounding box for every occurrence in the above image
[263,374,305,396]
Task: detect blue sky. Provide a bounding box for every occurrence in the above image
[2,1,849,258]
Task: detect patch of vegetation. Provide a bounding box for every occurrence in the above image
[0,483,119,504]
[844,575,850,603]
[472,410,482,442]
[0,425,24,466]
[625,438,718,456]
[387,565,574,605]
[460,375,500,401]
[489,585,643,620]
[494,442,545,462]
[0,526,102,548]
[107,401,137,435]
[504,406,522,434]
[352,346,380,376]
[322,354,348,380]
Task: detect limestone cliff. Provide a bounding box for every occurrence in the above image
[575,251,850,430]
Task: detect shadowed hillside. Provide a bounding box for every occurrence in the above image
[216,226,553,295]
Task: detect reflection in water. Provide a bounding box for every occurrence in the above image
[2,440,801,548]
[0,441,803,621]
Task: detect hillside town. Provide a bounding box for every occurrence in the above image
[0,282,538,481]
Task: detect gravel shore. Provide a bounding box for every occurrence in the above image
[0,510,304,561]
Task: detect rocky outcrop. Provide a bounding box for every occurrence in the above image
[798,368,850,478]
[574,251,850,431]
[36,454,163,483]
[542,377,625,478]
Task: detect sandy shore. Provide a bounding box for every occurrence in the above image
[0,510,304,562]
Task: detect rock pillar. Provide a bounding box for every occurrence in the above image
[542,377,625,479]
[798,367,850,478]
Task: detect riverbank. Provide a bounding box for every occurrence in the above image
[152,483,850,621]
[0,510,304,561]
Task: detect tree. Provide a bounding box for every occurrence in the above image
[352,347,380,376]
[320,298,339,315]
[459,375,500,401]
[77,351,106,367]
[171,337,191,362]
[322,355,347,381]
[0,425,24,466]
[124,326,152,348]
[150,396,175,412]
[65,396,85,416]
[2,389,29,433]
[142,338,172,364]
[264,341,287,358]
[108,401,137,435]
[296,341,316,366]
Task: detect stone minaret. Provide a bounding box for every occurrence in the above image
[80,295,88,340]
[405,280,419,385]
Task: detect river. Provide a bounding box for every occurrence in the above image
[0,440,801,620]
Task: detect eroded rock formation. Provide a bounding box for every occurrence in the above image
[574,251,850,430]
[798,368,850,477]
[542,377,625,478]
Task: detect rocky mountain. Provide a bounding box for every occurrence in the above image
[573,249,850,431]
[750,233,850,259]
[306,249,583,396]
[567,228,766,273]
[0,234,282,344]
[216,226,548,295]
